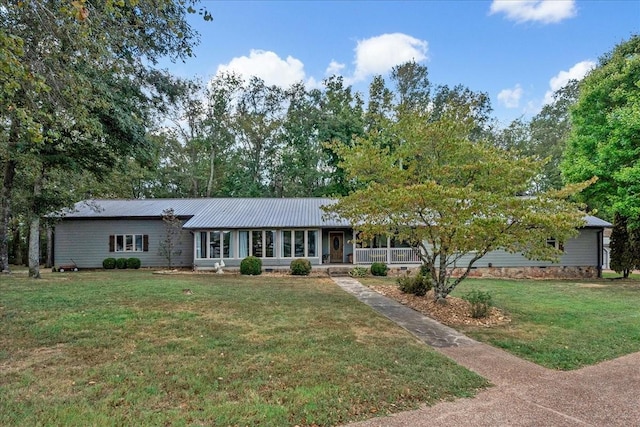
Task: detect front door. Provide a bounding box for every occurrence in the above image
[329,232,344,263]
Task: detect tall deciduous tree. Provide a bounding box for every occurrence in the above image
[325,105,591,302]
[0,1,206,275]
[318,76,365,196]
[561,35,640,222]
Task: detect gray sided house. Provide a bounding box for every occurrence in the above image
[53,198,611,278]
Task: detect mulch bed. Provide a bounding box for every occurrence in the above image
[369,285,511,327]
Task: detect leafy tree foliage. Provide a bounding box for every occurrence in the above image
[561,35,640,222]
[0,1,206,274]
[496,80,579,194]
[610,213,634,278]
[325,103,591,302]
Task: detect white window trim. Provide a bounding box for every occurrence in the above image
[280,229,319,258]
[114,234,145,252]
[195,230,234,260]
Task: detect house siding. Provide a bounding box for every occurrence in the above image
[54,219,193,268]
[466,228,601,268]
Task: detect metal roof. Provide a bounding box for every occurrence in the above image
[59,199,209,219]
[58,198,610,229]
[182,197,349,228]
[583,215,612,228]
[59,198,350,228]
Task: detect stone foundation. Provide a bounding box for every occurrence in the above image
[388,265,600,279]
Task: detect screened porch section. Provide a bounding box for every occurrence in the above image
[353,234,422,265]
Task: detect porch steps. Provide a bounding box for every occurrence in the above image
[326,267,352,277]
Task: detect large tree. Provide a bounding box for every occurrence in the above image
[0,1,207,275]
[326,105,591,302]
[561,35,640,223]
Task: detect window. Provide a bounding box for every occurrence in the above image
[238,230,275,258]
[252,231,263,257]
[282,231,292,257]
[196,231,234,259]
[239,231,249,258]
[295,230,304,257]
[307,230,317,257]
[281,230,318,258]
[265,231,275,258]
[547,238,565,251]
[109,234,148,252]
[196,232,207,258]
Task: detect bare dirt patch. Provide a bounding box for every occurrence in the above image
[369,285,511,327]
[576,283,609,288]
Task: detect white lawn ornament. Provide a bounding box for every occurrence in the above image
[214,259,225,274]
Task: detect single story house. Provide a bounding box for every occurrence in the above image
[52,198,611,278]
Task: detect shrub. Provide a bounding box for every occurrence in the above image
[127,257,141,269]
[116,258,128,269]
[290,258,312,276]
[240,256,262,275]
[102,258,117,269]
[370,262,389,276]
[420,263,431,277]
[349,266,368,278]
[462,289,493,318]
[397,271,432,296]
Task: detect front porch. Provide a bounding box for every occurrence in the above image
[353,247,422,265]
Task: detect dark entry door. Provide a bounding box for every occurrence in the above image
[329,232,344,263]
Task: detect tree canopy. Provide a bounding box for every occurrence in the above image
[0,0,207,274]
[561,35,640,223]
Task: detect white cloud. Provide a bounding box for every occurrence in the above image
[325,60,345,76]
[543,60,595,104]
[497,84,523,108]
[216,49,306,88]
[490,0,577,24]
[351,33,428,82]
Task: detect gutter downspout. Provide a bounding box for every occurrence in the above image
[597,228,603,278]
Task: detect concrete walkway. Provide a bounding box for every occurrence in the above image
[332,277,640,427]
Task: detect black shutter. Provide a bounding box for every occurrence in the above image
[143,235,149,252]
[109,235,115,252]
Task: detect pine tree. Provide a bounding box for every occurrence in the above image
[610,213,633,278]
[629,223,640,273]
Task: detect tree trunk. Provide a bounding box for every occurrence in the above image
[204,146,214,197]
[28,216,41,279]
[45,226,53,268]
[12,221,23,266]
[0,152,18,272]
[28,167,44,279]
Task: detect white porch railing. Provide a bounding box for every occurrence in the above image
[354,248,421,264]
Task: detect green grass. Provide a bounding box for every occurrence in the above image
[0,270,487,426]
[363,276,640,370]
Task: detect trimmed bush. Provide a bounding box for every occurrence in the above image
[290,258,312,276]
[348,266,368,278]
[127,257,141,269]
[370,262,389,276]
[240,256,262,275]
[397,271,432,297]
[102,258,117,269]
[462,289,493,318]
[116,258,128,269]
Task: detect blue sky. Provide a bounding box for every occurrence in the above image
[166,0,639,126]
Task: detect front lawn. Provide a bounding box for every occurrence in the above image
[362,276,640,370]
[0,270,487,426]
